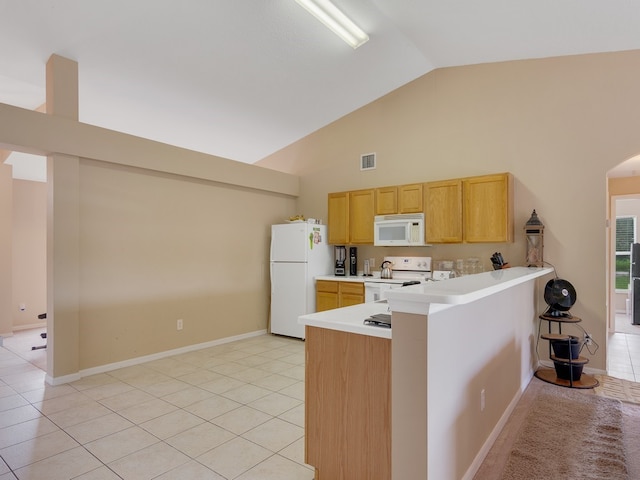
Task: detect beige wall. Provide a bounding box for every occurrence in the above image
[260,50,640,371]
[77,160,294,369]
[12,180,47,329]
[0,57,301,379]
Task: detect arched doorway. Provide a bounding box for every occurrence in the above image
[607,155,640,381]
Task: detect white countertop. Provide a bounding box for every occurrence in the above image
[302,267,554,337]
[316,274,410,284]
[386,266,554,315]
[299,301,392,339]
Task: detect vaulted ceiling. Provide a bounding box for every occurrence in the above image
[2,0,640,177]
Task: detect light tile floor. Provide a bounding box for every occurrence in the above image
[6,316,636,479]
[609,314,640,382]
[0,330,314,480]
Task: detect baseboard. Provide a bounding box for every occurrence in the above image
[46,329,268,385]
[461,371,534,480]
[47,372,81,386]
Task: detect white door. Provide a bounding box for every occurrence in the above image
[270,261,307,339]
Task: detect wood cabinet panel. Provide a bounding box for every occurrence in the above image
[315,280,339,312]
[327,172,513,246]
[375,186,397,215]
[349,189,375,244]
[339,282,364,307]
[305,326,391,480]
[338,282,363,296]
[328,192,349,245]
[463,173,513,243]
[316,291,338,312]
[315,280,364,311]
[398,183,423,213]
[424,179,463,243]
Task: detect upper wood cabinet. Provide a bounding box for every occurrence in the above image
[328,192,349,245]
[375,187,397,215]
[328,189,376,245]
[424,179,463,243]
[398,183,423,213]
[327,172,513,245]
[375,184,422,215]
[349,189,375,244]
[463,173,513,243]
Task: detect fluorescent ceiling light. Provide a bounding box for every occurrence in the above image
[295,0,369,49]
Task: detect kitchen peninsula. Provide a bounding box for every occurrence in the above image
[300,266,553,480]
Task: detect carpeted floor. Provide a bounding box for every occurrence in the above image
[474,375,640,479]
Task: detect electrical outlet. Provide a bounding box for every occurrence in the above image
[584,333,592,346]
[177,319,183,331]
[480,389,486,412]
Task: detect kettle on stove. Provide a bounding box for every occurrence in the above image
[381,261,393,279]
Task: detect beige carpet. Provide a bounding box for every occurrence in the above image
[475,376,640,480]
[500,383,626,479]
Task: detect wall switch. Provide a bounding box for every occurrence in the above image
[177,319,183,331]
[480,389,486,412]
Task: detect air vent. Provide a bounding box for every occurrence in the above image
[360,153,376,171]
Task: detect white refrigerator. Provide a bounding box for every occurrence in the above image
[270,222,332,339]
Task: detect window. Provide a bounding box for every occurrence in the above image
[616,216,636,290]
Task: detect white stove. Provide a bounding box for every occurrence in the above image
[364,256,431,302]
[383,256,432,282]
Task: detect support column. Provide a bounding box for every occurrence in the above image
[46,54,80,383]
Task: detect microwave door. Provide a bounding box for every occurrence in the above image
[379,222,407,244]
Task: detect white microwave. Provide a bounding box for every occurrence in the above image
[374,213,426,246]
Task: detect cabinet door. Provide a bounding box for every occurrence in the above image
[463,173,513,243]
[339,282,364,307]
[375,187,397,215]
[328,192,349,245]
[316,280,339,312]
[398,183,423,213]
[424,179,463,243]
[316,291,339,312]
[305,327,391,479]
[349,189,375,244]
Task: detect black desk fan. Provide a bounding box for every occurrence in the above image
[543,278,577,317]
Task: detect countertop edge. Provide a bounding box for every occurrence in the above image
[386,266,553,314]
[299,302,392,339]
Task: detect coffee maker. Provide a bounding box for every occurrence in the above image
[334,246,346,276]
[349,247,358,276]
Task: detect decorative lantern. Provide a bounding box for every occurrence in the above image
[524,209,544,267]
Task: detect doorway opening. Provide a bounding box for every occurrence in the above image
[607,158,640,382]
[2,151,48,374]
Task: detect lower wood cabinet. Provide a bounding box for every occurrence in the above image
[315,280,364,312]
[315,280,339,312]
[305,326,391,480]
